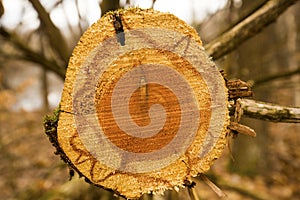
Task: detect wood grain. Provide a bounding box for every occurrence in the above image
[57,8,229,199]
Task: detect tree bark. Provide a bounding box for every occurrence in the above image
[237,99,300,123]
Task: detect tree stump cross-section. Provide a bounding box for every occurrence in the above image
[56,8,229,199]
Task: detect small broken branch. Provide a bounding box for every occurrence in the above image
[224,78,257,137]
[228,122,256,137]
[199,174,226,198]
[205,0,299,60]
[226,79,253,100]
[187,187,199,200]
[237,99,300,123]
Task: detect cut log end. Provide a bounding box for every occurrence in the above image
[47,8,229,199]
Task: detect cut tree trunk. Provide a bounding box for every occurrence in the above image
[47,8,229,199]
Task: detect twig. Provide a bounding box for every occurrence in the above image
[187,187,199,200]
[199,174,226,198]
[205,0,299,60]
[228,122,257,137]
[237,99,300,123]
[205,173,271,200]
[184,179,199,200]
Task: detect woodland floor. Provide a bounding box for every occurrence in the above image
[0,110,299,200]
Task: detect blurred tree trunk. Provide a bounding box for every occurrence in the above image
[100,0,120,16]
[0,0,4,18]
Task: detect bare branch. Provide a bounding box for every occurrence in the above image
[199,174,226,198]
[28,0,69,63]
[0,27,66,79]
[238,99,300,123]
[254,67,300,86]
[205,0,299,60]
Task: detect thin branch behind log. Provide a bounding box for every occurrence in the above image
[205,0,299,60]
[28,0,69,63]
[254,67,300,86]
[0,27,66,79]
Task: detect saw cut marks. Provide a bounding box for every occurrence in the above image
[57,8,229,199]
